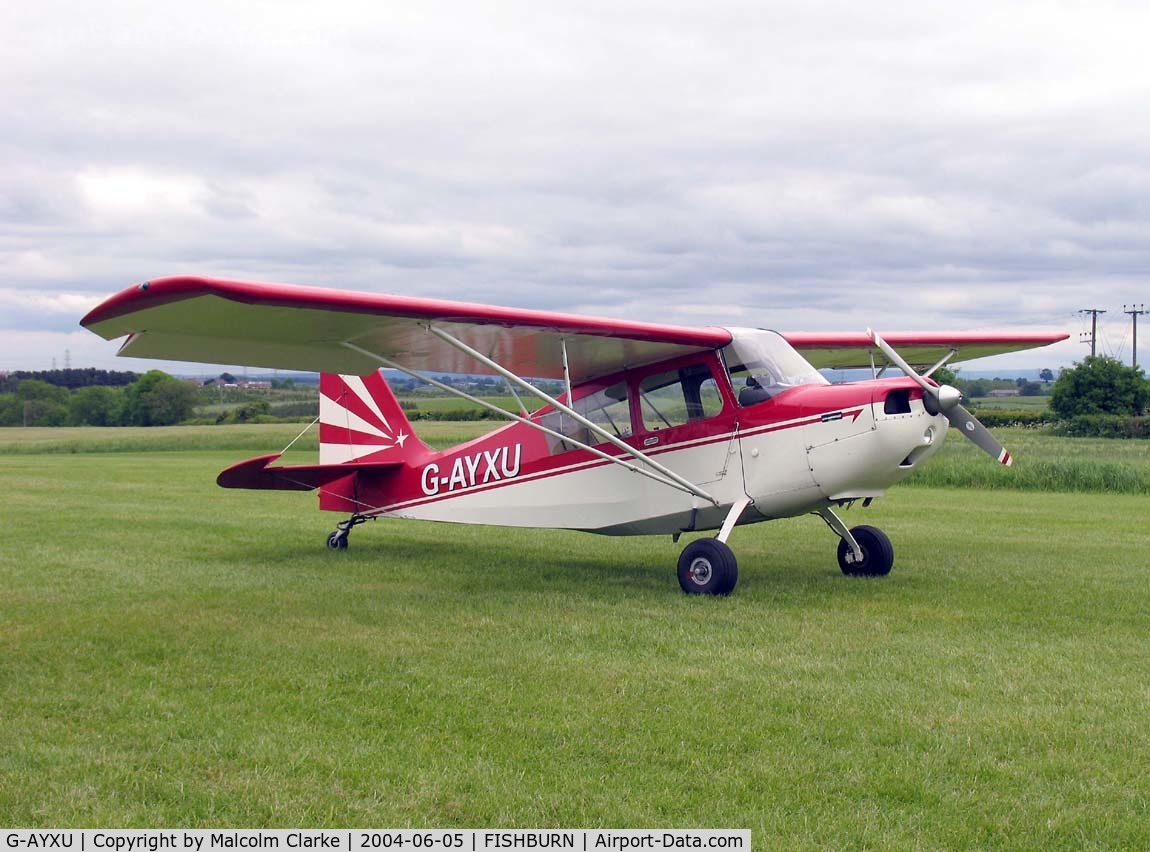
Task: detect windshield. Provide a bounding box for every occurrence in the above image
[722,328,828,405]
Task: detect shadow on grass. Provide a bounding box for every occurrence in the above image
[213,519,925,605]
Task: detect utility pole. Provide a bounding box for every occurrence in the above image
[1124,304,1147,369]
[1079,308,1107,358]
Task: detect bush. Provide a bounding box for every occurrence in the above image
[122,371,199,425]
[215,400,272,424]
[1050,356,1150,417]
[269,401,319,418]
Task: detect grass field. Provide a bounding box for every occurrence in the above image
[906,426,1150,494]
[2,426,1149,843]
[404,396,524,415]
[969,395,1051,411]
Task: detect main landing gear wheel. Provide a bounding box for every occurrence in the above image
[837,525,894,577]
[326,530,348,550]
[678,538,738,596]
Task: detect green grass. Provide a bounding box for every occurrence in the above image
[1,434,1149,842]
[970,395,1051,411]
[906,426,1150,493]
[403,395,525,415]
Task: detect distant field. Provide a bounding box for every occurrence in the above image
[1,444,1148,842]
[0,422,493,455]
[969,395,1051,411]
[404,395,525,415]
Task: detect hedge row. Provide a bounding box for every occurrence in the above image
[967,409,1150,437]
[1047,415,1150,439]
[969,410,1052,428]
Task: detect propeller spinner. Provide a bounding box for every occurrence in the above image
[868,329,1013,466]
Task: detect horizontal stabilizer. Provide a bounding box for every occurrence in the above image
[217,453,403,491]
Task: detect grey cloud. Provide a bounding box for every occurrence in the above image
[3,0,1149,371]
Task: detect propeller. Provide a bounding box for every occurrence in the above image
[867,329,1013,466]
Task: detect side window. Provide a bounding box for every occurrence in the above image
[727,362,775,407]
[537,382,632,454]
[639,363,723,432]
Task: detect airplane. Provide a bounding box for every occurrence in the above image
[81,275,1068,595]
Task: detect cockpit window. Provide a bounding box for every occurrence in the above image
[722,328,828,406]
[639,363,723,432]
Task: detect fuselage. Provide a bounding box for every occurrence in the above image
[320,329,949,535]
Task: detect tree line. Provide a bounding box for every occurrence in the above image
[0,368,139,393]
[0,371,199,427]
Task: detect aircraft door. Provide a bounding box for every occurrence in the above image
[721,329,826,516]
[635,361,741,488]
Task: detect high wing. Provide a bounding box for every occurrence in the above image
[784,331,1070,371]
[81,275,1068,379]
[81,276,732,384]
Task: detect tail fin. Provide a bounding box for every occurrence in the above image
[319,372,429,465]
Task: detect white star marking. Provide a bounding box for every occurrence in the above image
[395,431,409,448]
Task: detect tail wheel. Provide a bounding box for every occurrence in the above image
[837,525,894,577]
[327,531,348,550]
[678,538,739,595]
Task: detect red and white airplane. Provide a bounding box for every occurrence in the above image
[82,276,1067,595]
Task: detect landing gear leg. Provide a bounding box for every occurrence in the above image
[817,507,894,577]
[326,514,368,550]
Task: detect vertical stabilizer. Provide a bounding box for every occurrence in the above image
[319,372,429,465]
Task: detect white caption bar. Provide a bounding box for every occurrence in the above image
[1,831,750,852]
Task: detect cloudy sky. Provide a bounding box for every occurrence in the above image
[4,0,1148,374]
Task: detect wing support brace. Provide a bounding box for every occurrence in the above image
[817,506,864,563]
[340,339,719,505]
[423,326,718,506]
[871,344,958,381]
[923,348,959,379]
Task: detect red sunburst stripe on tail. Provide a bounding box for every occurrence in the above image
[318,423,394,447]
[319,375,393,437]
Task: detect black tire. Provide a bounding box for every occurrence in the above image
[327,531,348,551]
[837,525,894,577]
[678,538,739,595]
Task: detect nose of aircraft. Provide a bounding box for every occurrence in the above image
[869,329,1014,466]
[803,379,950,500]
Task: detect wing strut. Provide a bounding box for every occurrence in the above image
[923,348,959,379]
[340,340,719,504]
[423,325,719,505]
